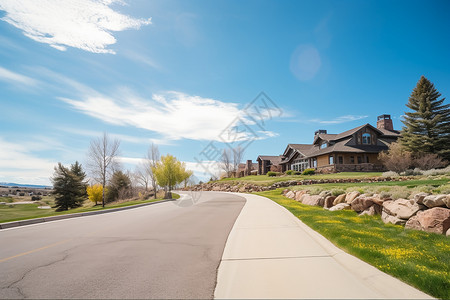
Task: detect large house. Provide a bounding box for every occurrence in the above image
[255,114,400,175]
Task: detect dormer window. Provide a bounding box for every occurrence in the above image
[362,133,371,144]
[320,143,327,149]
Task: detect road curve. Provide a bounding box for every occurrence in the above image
[0,191,245,299]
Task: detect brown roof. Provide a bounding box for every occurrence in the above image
[288,144,316,155]
[377,128,401,137]
[309,138,389,156]
[257,155,283,165]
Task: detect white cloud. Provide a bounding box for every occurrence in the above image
[0,66,38,86]
[59,127,173,146]
[0,138,56,185]
[59,90,277,142]
[0,0,151,54]
[309,115,368,124]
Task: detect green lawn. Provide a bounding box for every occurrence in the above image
[255,189,450,299]
[218,172,383,186]
[0,197,171,224]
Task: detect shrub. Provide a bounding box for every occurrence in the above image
[286,170,294,175]
[294,171,302,175]
[413,153,446,170]
[422,165,450,176]
[31,195,42,201]
[267,171,278,177]
[302,168,315,175]
[378,142,413,173]
[382,171,399,177]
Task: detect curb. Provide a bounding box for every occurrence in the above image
[0,199,175,230]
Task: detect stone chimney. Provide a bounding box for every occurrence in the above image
[245,160,252,176]
[377,114,393,131]
[314,129,327,136]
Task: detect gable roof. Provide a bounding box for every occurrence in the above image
[313,123,386,144]
[309,137,389,156]
[257,155,282,165]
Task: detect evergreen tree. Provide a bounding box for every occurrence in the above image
[400,76,450,161]
[107,170,131,202]
[70,161,88,198]
[51,162,87,211]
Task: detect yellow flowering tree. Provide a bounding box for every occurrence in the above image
[87,184,105,206]
[152,154,192,198]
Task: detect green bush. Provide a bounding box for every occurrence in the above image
[302,168,315,175]
[286,170,294,175]
[294,171,302,175]
[267,171,278,177]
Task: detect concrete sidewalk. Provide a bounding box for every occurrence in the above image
[214,193,433,299]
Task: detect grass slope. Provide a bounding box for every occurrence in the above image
[219,172,383,185]
[255,189,450,299]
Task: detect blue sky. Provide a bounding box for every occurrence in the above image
[0,0,449,185]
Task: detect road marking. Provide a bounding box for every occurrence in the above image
[0,239,71,263]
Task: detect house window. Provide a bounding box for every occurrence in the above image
[313,158,317,168]
[320,143,327,149]
[350,156,354,164]
[329,155,334,165]
[362,133,371,144]
[357,156,362,164]
[338,156,343,164]
[366,156,370,163]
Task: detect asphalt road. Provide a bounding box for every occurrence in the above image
[0,192,245,299]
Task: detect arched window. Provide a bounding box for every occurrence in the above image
[362,133,371,144]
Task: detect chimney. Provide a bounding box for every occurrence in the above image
[377,114,393,131]
[245,160,252,176]
[314,129,327,136]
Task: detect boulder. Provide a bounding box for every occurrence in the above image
[345,191,360,203]
[285,191,295,199]
[422,195,447,208]
[333,194,347,206]
[359,204,382,216]
[370,196,385,206]
[381,210,406,225]
[319,191,331,198]
[351,196,374,213]
[405,215,421,231]
[382,199,421,220]
[301,195,324,206]
[295,190,308,202]
[212,186,222,191]
[324,196,336,208]
[329,203,351,211]
[445,195,450,209]
[413,192,430,204]
[417,207,450,234]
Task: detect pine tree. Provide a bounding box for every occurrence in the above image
[51,162,87,211]
[400,76,450,161]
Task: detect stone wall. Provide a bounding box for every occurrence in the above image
[282,189,450,236]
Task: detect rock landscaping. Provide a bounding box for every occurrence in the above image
[281,189,450,236]
[187,176,412,193]
[185,176,450,236]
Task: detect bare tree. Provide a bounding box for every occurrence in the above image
[146,143,160,199]
[232,146,245,175]
[134,162,151,191]
[87,132,120,207]
[220,148,233,177]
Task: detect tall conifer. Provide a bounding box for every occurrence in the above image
[400,76,450,161]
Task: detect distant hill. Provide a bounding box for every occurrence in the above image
[0,182,52,189]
